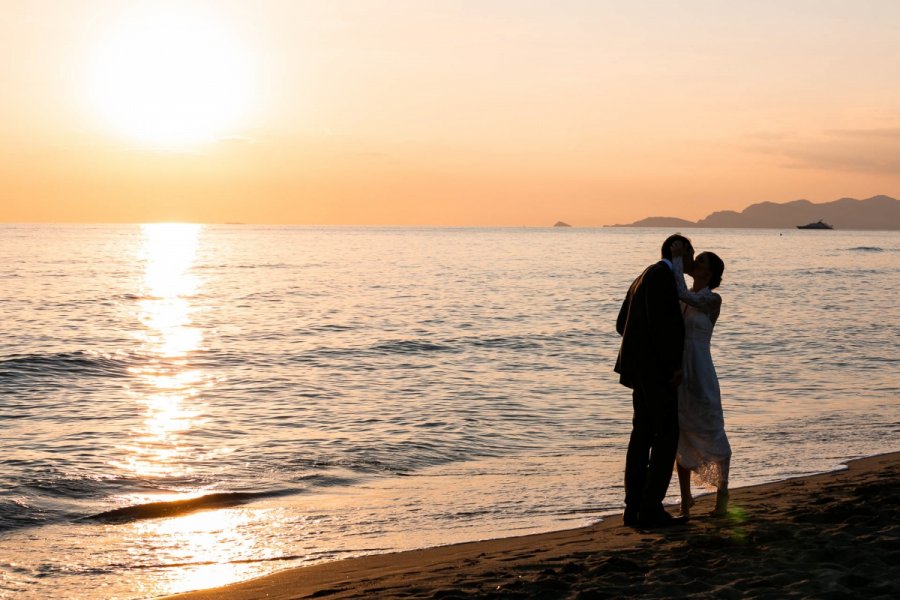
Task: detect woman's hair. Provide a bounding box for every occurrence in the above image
[701,251,725,289]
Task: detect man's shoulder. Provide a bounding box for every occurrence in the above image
[646,260,674,279]
[630,261,672,293]
[638,260,667,275]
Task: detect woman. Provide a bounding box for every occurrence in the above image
[671,243,731,517]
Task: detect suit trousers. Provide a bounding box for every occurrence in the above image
[624,375,679,515]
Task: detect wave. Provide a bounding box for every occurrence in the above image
[0,497,45,532]
[134,547,394,571]
[369,339,458,354]
[194,262,296,270]
[283,331,583,366]
[466,334,544,350]
[847,246,885,252]
[112,293,159,301]
[0,351,131,380]
[83,490,293,524]
[311,323,357,332]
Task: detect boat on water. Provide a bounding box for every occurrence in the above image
[797,219,834,230]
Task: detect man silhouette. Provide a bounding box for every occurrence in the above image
[615,234,694,527]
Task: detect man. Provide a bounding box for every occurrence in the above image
[615,234,694,527]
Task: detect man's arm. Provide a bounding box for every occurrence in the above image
[644,264,684,381]
[616,287,632,336]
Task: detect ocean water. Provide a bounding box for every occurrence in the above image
[1,224,897,599]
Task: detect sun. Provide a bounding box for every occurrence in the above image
[87,7,255,149]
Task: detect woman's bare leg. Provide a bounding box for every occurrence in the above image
[677,463,694,516]
[714,457,731,516]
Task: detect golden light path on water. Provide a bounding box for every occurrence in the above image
[114,222,207,478]
[113,223,275,596]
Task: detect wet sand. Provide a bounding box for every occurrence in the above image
[162,452,900,599]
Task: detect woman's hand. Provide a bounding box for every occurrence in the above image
[670,240,686,258]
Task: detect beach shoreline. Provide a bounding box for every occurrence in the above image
[161,451,900,599]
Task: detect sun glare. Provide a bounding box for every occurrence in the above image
[87,7,255,149]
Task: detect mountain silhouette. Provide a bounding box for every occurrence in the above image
[614,195,900,230]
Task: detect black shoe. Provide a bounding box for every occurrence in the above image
[623,508,639,527]
[637,509,687,528]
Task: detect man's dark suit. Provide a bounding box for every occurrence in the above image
[615,260,685,523]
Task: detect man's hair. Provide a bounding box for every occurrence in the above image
[661,234,692,260]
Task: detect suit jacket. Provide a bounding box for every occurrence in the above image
[614,261,684,389]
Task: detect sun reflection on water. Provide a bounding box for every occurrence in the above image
[114,223,209,479]
[138,223,204,358]
[129,509,279,596]
[114,223,263,596]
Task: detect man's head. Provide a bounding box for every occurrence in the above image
[661,233,693,259]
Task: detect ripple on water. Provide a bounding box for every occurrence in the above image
[1,226,899,599]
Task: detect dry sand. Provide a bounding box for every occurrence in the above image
[162,452,900,599]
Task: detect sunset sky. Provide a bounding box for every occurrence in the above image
[2,0,899,226]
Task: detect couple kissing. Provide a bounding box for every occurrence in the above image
[615,234,731,528]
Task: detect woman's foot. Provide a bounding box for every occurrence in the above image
[713,489,729,516]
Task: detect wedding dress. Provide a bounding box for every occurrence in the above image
[672,257,731,488]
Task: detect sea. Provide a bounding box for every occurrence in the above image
[1,224,897,599]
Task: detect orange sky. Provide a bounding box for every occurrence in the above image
[2,0,899,226]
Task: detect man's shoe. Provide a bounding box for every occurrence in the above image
[623,508,639,527]
[637,509,687,528]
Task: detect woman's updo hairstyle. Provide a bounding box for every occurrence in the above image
[702,252,725,290]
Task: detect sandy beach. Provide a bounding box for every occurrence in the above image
[161,452,900,599]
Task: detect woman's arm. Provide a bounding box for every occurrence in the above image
[672,256,721,314]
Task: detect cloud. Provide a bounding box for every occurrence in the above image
[822,128,900,140]
[746,127,900,175]
[742,131,797,142]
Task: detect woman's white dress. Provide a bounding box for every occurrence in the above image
[672,257,731,488]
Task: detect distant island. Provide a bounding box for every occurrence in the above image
[613,195,900,230]
[554,221,572,228]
